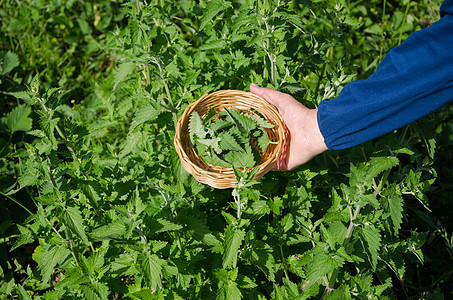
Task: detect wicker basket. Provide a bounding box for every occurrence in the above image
[174,90,287,189]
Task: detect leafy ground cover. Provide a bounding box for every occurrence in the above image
[1,0,452,299]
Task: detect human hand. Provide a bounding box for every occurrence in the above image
[250,83,328,171]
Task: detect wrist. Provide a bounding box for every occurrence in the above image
[304,108,328,158]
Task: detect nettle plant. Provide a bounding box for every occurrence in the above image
[1,1,439,299]
[189,107,274,170]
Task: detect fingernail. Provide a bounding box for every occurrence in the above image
[251,83,258,87]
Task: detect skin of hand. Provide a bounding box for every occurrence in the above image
[250,83,328,171]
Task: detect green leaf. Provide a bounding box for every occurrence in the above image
[119,131,142,158]
[224,144,255,168]
[9,91,36,105]
[199,39,227,51]
[257,129,271,153]
[246,112,274,129]
[11,224,34,251]
[80,282,109,300]
[148,218,183,234]
[113,61,135,89]
[37,244,71,284]
[382,187,404,235]
[16,284,32,300]
[210,117,234,132]
[359,223,381,270]
[189,111,207,143]
[214,268,242,300]
[62,206,89,244]
[140,251,164,290]
[201,147,230,167]
[223,107,257,133]
[40,116,59,149]
[197,137,222,154]
[130,104,160,131]
[365,156,399,183]
[199,0,231,30]
[222,226,245,269]
[41,290,66,300]
[218,132,243,152]
[0,51,19,75]
[306,251,344,287]
[90,220,126,240]
[6,104,32,132]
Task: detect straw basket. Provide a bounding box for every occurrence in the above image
[174,90,287,189]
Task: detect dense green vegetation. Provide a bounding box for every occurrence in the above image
[1,0,452,299]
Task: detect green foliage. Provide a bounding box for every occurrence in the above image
[0,0,452,299]
[189,108,273,169]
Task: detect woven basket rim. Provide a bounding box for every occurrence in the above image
[174,89,287,189]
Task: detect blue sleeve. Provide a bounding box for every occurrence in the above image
[317,0,453,150]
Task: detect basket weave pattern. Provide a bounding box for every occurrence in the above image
[174,90,287,189]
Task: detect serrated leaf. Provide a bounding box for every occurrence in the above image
[80,284,101,300]
[42,289,66,300]
[199,0,231,30]
[306,252,344,287]
[18,167,40,189]
[189,111,207,143]
[130,104,160,131]
[40,116,59,149]
[247,111,274,128]
[202,107,218,124]
[119,131,141,158]
[16,284,32,300]
[6,104,32,132]
[113,61,135,89]
[224,144,255,168]
[199,39,227,51]
[218,132,243,152]
[210,117,233,132]
[0,51,19,75]
[37,244,71,284]
[237,274,258,289]
[359,223,381,270]
[62,206,89,244]
[27,129,46,138]
[9,91,36,105]
[223,107,257,133]
[90,220,126,240]
[11,224,34,251]
[149,218,183,234]
[283,277,300,298]
[365,156,399,183]
[30,74,40,94]
[201,147,230,167]
[197,137,222,154]
[257,129,271,153]
[222,226,245,269]
[140,251,164,290]
[383,192,404,235]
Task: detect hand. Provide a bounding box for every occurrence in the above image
[250,83,328,171]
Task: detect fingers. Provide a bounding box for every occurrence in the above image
[250,83,280,107]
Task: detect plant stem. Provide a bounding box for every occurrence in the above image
[398,1,411,45]
[234,188,242,219]
[38,98,80,165]
[321,204,361,298]
[378,0,388,67]
[279,244,290,280]
[314,62,327,99]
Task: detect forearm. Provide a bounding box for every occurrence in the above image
[318,13,453,150]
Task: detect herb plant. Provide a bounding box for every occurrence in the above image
[189,107,274,169]
[1,0,452,299]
